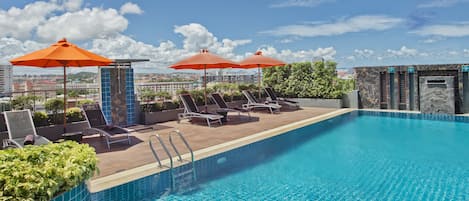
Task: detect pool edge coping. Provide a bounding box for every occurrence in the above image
[87,108,355,193]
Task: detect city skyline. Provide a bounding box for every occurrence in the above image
[1,0,469,75]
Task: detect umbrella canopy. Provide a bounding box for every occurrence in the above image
[10,38,112,131]
[170,49,239,110]
[10,38,111,67]
[238,51,286,98]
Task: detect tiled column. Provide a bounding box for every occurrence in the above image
[100,68,112,124]
[99,67,136,126]
[125,69,136,125]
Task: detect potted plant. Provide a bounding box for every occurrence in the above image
[32,111,49,127]
[45,98,64,124]
[77,99,95,107]
[66,107,84,123]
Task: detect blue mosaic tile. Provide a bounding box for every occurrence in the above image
[51,182,90,201]
[358,110,469,123]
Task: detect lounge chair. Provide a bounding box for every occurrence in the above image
[2,110,50,148]
[264,87,299,108]
[242,90,281,114]
[82,104,131,149]
[178,94,223,127]
[210,93,251,119]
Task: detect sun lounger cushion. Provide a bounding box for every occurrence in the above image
[23,135,35,145]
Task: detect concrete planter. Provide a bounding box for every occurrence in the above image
[290,98,343,108]
[141,108,184,125]
[36,121,89,141]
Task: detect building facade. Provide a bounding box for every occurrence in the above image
[135,82,195,96]
[354,64,469,114]
[201,73,258,84]
[0,65,13,95]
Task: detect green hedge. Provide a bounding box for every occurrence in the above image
[263,61,355,99]
[0,141,98,201]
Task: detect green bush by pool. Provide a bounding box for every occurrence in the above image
[0,141,98,201]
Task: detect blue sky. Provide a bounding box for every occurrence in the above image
[1,0,469,74]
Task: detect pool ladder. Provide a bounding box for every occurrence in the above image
[149,130,197,193]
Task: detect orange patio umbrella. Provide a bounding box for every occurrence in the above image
[238,51,286,98]
[10,38,112,131]
[170,49,239,110]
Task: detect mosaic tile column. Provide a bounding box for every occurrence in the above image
[100,69,112,124]
[99,68,136,126]
[125,69,136,125]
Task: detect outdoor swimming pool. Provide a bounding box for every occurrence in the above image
[155,111,469,200]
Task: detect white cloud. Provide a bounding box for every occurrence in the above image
[277,36,301,43]
[88,23,253,69]
[270,0,334,8]
[61,0,83,11]
[261,15,403,37]
[173,23,251,60]
[354,49,374,58]
[36,8,128,42]
[0,1,59,39]
[420,36,445,43]
[419,52,430,57]
[346,55,355,61]
[0,37,48,65]
[464,49,469,57]
[386,46,419,57]
[411,23,469,37]
[255,46,336,63]
[0,1,139,42]
[448,51,459,56]
[417,0,468,8]
[120,2,143,15]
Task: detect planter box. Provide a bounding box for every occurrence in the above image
[141,108,184,125]
[36,121,89,141]
[342,90,359,108]
[290,98,343,108]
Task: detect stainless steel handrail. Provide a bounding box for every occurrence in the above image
[149,134,173,169]
[168,130,197,182]
[168,130,194,163]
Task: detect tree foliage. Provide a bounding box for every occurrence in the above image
[11,95,39,110]
[263,61,355,99]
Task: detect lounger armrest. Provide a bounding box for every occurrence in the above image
[266,100,279,105]
[5,139,22,148]
[83,128,111,137]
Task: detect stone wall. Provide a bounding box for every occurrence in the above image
[419,76,455,114]
[109,68,128,126]
[354,63,469,114]
[355,67,381,109]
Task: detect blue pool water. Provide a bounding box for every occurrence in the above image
[158,112,469,200]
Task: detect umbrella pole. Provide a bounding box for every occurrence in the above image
[63,66,67,133]
[258,65,261,99]
[204,65,207,112]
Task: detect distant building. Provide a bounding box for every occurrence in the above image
[336,68,354,79]
[201,71,258,84]
[0,65,13,95]
[135,82,195,96]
